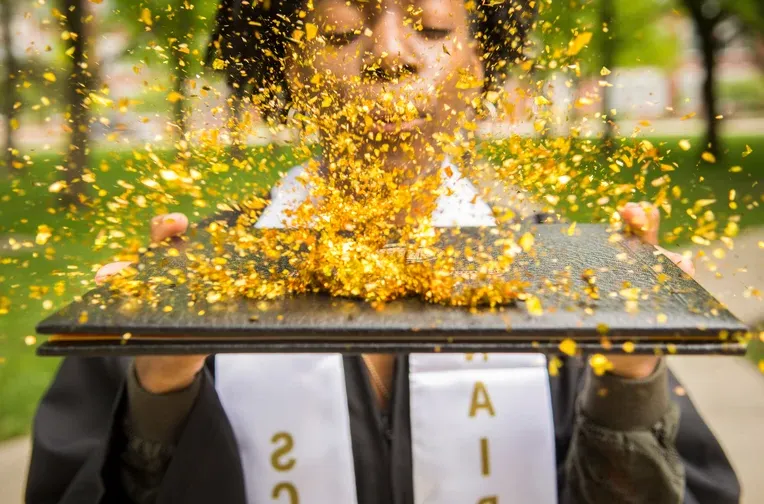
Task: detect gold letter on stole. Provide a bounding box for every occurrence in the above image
[469,381,496,417]
[477,497,498,504]
[480,437,490,476]
[270,432,296,472]
[272,482,299,503]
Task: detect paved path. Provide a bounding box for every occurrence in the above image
[669,355,764,504]
[0,437,29,504]
[666,227,764,504]
[1,229,761,504]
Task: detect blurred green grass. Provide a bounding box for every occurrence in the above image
[1,135,762,441]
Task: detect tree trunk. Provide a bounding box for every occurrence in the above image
[1,0,18,174]
[684,0,721,158]
[700,27,720,156]
[601,0,615,149]
[169,2,193,140]
[61,0,91,206]
[170,53,187,138]
[229,90,245,160]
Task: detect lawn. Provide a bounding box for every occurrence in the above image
[1,134,762,441]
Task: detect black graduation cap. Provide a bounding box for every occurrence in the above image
[35,218,747,357]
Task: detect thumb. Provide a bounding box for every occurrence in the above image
[655,245,696,277]
[150,213,189,244]
[619,202,660,246]
[95,261,134,285]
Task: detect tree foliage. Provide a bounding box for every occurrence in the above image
[109,0,218,136]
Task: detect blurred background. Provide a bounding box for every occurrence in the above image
[1,0,763,502]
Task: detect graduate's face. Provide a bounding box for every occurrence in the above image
[286,0,483,168]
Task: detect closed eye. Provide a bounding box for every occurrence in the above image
[325,30,362,46]
[419,27,452,40]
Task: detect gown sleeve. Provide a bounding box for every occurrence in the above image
[552,358,740,504]
[25,356,246,504]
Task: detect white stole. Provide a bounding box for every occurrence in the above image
[216,161,557,504]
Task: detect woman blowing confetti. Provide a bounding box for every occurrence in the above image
[27,1,738,503]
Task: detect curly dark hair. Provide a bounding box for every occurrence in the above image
[207,0,535,119]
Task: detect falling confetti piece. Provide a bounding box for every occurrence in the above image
[305,23,318,40]
[622,341,635,353]
[35,225,53,246]
[619,287,641,301]
[140,7,153,26]
[567,32,592,56]
[525,295,543,316]
[589,354,613,376]
[43,72,56,82]
[559,338,577,356]
[24,336,37,346]
[742,145,753,158]
[678,139,691,151]
[167,91,184,103]
[519,232,534,252]
[701,151,716,163]
[48,181,67,193]
[548,356,562,377]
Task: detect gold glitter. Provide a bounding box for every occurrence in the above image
[559,339,577,357]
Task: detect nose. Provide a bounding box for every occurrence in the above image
[363,8,418,82]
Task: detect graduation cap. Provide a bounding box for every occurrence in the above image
[35,220,747,357]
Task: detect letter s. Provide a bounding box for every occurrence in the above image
[272,482,299,503]
[270,432,296,472]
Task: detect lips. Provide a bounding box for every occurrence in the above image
[368,110,428,134]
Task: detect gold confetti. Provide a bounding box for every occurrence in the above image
[42,72,56,82]
[701,151,716,163]
[35,225,53,246]
[525,295,543,316]
[140,7,153,26]
[305,23,318,40]
[589,354,613,376]
[548,356,562,377]
[166,91,184,103]
[518,232,534,252]
[567,32,592,56]
[559,338,577,356]
[48,181,67,193]
[619,287,641,301]
[742,144,753,158]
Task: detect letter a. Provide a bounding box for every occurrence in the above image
[469,381,496,417]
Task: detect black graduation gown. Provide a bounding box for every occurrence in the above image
[25,353,740,504]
